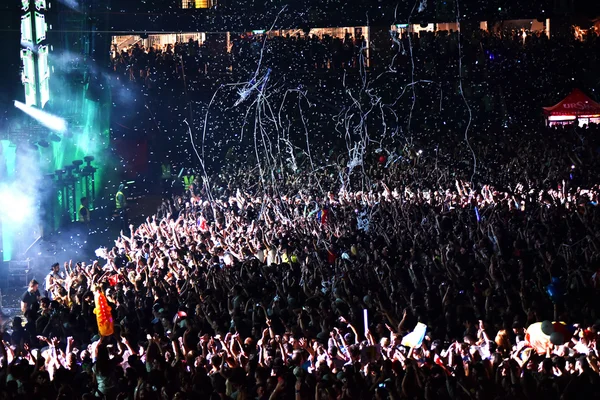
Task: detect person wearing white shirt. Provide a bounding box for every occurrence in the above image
[44,263,64,300]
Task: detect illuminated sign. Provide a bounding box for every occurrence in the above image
[562,101,595,111]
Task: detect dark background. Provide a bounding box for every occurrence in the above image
[0,3,24,130]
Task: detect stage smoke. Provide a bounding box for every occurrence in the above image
[0,184,34,224]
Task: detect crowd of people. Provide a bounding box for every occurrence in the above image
[6,16,600,400]
[111,31,368,84]
[2,116,600,399]
[110,25,600,178]
[111,26,600,92]
[231,32,368,74]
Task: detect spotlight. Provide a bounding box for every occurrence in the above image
[72,159,83,173]
[14,100,67,132]
[38,140,50,148]
[48,133,61,142]
[64,165,75,176]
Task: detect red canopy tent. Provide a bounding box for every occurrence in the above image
[543,89,600,126]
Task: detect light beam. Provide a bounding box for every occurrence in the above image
[14,100,67,132]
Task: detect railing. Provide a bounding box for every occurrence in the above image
[114,35,144,52]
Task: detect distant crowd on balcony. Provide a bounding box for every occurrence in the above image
[111,31,368,85]
[110,26,600,93]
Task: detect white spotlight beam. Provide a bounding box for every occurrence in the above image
[14,100,67,132]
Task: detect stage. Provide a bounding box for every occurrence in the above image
[0,192,163,321]
[0,224,109,319]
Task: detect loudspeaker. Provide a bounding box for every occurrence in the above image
[7,260,31,288]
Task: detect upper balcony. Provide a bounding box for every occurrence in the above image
[61,0,592,35]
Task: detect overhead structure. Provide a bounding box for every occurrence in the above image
[543,89,600,127]
[20,0,51,108]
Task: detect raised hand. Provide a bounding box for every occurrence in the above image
[37,335,49,344]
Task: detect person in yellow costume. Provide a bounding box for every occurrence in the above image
[115,184,128,231]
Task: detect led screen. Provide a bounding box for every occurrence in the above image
[21,49,38,106]
[35,12,47,43]
[21,13,33,44]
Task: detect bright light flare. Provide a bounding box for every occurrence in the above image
[0,184,34,223]
[14,100,67,132]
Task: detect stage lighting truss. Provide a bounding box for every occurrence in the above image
[5,120,47,145]
[20,0,51,108]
